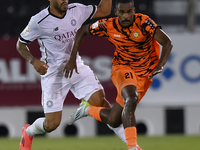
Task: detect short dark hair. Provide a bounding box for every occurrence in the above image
[115,0,134,8]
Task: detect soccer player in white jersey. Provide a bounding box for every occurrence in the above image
[16,0,128,150]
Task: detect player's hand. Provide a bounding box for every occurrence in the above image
[63,57,79,78]
[32,59,49,75]
[149,66,163,79]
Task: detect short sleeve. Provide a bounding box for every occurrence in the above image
[141,15,161,37]
[89,19,108,37]
[19,16,41,44]
[75,3,97,24]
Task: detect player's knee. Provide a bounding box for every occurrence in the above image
[127,94,138,105]
[124,95,138,112]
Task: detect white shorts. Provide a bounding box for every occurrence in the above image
[41,62,103,113]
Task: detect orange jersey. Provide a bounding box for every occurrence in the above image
[89,13,161,77]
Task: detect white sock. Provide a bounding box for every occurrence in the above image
[107,124,126,143]
[26,117,47,137]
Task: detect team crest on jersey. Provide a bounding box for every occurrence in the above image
[47,100,53,108]
[132,31,140,39]
[23,26,30,35]
[71,19,77,26]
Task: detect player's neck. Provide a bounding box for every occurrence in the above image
[49,7,66,18]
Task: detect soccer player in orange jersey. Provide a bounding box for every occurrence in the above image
[64,0,172,149]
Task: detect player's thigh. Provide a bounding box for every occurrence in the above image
[70,63,104,103]
[41,74,70,114]
[111,65,137,97]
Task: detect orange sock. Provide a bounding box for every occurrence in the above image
[124,126,137,149]
[88,105,105,122]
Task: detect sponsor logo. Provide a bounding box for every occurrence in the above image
[54,28,77,43]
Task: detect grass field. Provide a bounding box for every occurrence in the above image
[0,134,200,150]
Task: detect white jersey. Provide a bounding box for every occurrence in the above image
[19,3,97,76]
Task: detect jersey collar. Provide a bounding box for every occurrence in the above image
[48,6,67,19]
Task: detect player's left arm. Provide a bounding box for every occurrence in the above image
[92,0,112,19]
[149,28,173,79]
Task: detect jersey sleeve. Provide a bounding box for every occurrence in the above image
[76,3,97,24]
[140,15,161,37]
[88,19,108,37]
[19,16,41,44]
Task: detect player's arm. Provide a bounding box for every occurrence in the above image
[16,40,49,75]
[92,0,112,19]
[63,24,91,78]
[149,28,173,79]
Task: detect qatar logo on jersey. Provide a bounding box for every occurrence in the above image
[71,19,77,26]
[54,28,77,43]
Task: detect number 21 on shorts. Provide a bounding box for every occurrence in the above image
[125,72,134,79]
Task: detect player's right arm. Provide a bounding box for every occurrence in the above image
[63,24,90,78]
[16,40,49,75]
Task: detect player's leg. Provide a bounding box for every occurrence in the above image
[86,91,142,149]
[88,99,123,127]
[20,71,69,150]
[121,85,138,150]
[68,63,126,143]
[110,65,140,150]
[72,91,126,143]
[85,87,127,142]
[20,112,62,150]
[88,101,128,142]
[20,100,63,150]
[68,63,112,123]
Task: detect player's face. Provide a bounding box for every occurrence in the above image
[49,0,69,12]
[115,2,135,28]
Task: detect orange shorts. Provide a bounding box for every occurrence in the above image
[111,65,153,107]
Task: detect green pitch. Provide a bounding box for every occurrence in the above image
[0,134,200,150]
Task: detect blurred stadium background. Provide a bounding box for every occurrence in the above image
[0,0,200,143]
